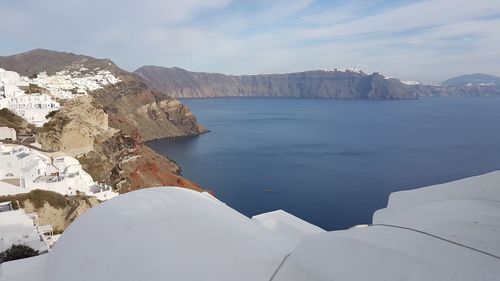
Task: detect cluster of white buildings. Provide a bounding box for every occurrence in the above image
[30,67,121,99]
[0,201,57,255]
[0,142,117,201]
[0,69,60,127]
[0,66,120,126]
[1,170,499,281]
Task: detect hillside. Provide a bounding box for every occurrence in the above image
[0,49,207,140]
[0,49,206,192]
[135,66,419,99]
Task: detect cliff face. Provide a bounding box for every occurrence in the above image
[34,91,202,193]
[0,108,36,134]
[91,80,207,141]
[136,66,500,98]
[135,66,419,99]
[36,97,115,156]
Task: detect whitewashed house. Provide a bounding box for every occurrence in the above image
[0,143,118,200]
[4,94,60,127]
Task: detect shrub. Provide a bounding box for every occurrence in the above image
[0,244,39,263]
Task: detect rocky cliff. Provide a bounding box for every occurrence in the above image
[135,66,419,99]
[36,97,115,156]
[33,89,202,193]
[91,80,207,141]
[136,66,500,98]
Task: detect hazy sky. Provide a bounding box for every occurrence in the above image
[1,0,499,83]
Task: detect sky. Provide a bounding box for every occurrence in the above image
[1,0,499,83]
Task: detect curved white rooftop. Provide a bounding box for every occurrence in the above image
[43,187,311,281]
[1,171,500,281]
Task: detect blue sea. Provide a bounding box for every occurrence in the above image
[147,97,500,230]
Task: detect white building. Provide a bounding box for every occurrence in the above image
[0,69,29,88]
[0,201,55,254]
[2,93,60,127]
[0,67,121,126]
[1,171,499,281]
[0,143,117,200]
[0,68,61,127]
[0,127,16,141]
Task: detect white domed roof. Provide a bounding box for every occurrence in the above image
[43,187,292,281]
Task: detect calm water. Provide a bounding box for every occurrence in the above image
[148,97,500,230]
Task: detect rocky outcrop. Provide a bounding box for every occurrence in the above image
[91,80,207,141]
[0,108,36,135]
[135,66,419,99]
[35,96,202,192]
[36,97,115,156]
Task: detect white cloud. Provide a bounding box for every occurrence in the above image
[1,0,499,83]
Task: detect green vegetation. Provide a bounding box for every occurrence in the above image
[0,244,39,264]
[0,189,69,209]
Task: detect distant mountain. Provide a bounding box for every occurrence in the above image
[0,49,124,77]
[441,73,500,87]
[135,66,419,100]
[136,66,500,98]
